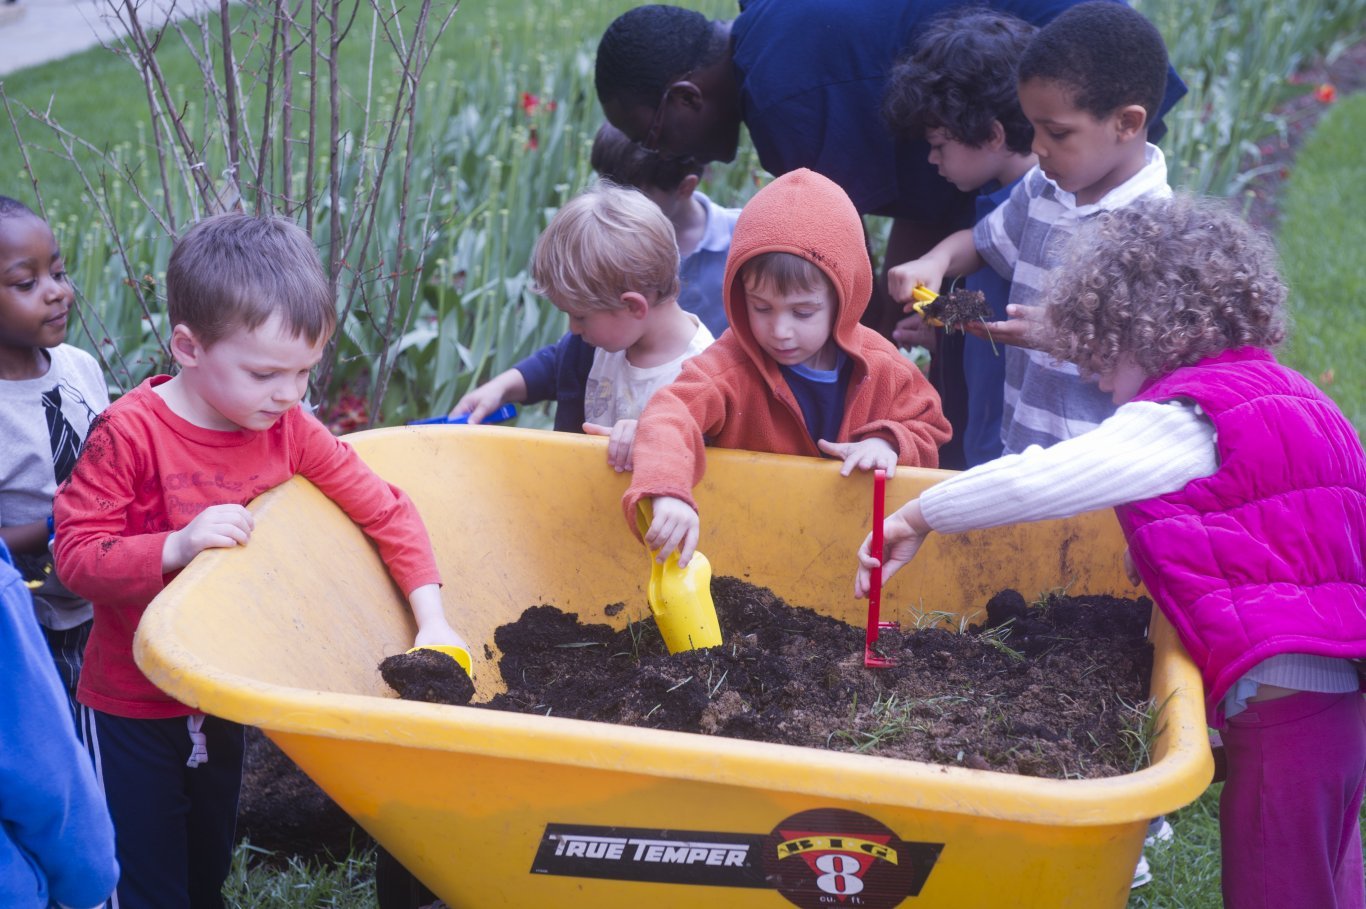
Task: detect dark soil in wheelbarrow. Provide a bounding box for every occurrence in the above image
[477,577,1156,779]
[238,577,1153,861]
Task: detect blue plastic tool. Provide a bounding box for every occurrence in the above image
[408,404,518,426]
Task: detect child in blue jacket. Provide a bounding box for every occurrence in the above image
[0,539,118,908]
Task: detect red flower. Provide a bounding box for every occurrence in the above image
[327,392,369,435]
[519,92,557,118]
[1314,83,1337,104]
[526,127,539,151]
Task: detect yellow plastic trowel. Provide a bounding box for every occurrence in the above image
[406,644,473,679]
[909,284,945,327]
[635,501,723,653]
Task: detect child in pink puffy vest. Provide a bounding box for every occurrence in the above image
[856,193,1366,909]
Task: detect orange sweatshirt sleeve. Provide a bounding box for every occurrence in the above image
[620,357,733,539]
[848,345,951,469]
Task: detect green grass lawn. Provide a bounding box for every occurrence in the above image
[1276,91,1366,431]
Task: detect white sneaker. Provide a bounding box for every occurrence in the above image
[1131,853,1152,889]
[1145,817,1174,848]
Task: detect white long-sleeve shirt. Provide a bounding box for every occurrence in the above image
[920,400,1217,532]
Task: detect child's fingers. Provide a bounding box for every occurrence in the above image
[678,524,699,567]
[582,422,611,436]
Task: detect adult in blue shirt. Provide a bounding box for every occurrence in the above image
[594,0,1186,339]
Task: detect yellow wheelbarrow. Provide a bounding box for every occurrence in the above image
[135,427,1212,908]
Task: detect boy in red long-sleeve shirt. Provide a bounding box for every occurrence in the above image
[54,212,466,909]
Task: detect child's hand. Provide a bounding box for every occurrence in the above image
[645,495,700,567]
[887,258,945,307]
[817,437,898,478]
[162,504,254,573]
[1123,548,1141,587]
[449,383,506,424]
[583,419,638,472]
[968,302,1048,350]
[855,500,931,598]
[408,583,470,649]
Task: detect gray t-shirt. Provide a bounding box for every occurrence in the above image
[0,344,109,628]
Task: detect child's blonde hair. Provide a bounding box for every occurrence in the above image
[1047,194,1287,379]
[737,252,835,298]
[529,182,679,312]
[166,212,335,347]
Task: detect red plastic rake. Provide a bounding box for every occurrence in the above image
[864,469,897,668]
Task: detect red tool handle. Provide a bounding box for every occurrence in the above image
[865,469,886,648]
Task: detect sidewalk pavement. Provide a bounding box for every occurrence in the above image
[0,0,211,78]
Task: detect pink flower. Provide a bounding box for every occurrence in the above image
[1314,83,1337,104]
[520,92,539,116]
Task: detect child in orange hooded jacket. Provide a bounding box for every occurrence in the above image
[627,168,950,563]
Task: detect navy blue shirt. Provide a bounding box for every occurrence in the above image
[961,179,1018,466]
[781,353,852,446]
[513,332,596,432]
[731,0,1187,221]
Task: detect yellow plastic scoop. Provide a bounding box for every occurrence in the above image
[910,284,945,328]
[635,502,723,653]
[406,644,473,679]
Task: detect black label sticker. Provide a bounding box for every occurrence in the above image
[532,824,769,887]
[531,809,943,907]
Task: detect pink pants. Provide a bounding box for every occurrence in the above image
[1221,690,1366,909]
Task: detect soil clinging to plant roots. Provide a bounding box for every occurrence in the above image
[480,576,1156,780]
[921,288,992,332]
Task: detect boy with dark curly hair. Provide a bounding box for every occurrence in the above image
[889,0,1174,455]
[859,194,1366,909]
[881,9,1037,468]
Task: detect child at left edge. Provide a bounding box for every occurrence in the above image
[627,168,950,564]
[857,195,1366,909]
[53,212,467,908]
[0,196,109,722]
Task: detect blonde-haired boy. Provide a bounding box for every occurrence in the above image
[454,182,714,471]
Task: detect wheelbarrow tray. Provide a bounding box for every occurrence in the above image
[135,427,1212,908]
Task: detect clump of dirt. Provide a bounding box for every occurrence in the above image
[923,288,992,331]
[479,577,1155,779]
[379,649,475,706]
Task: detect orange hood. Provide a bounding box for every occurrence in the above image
[722,168,873,377]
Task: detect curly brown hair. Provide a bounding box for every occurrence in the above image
[1046,194,1287,380]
